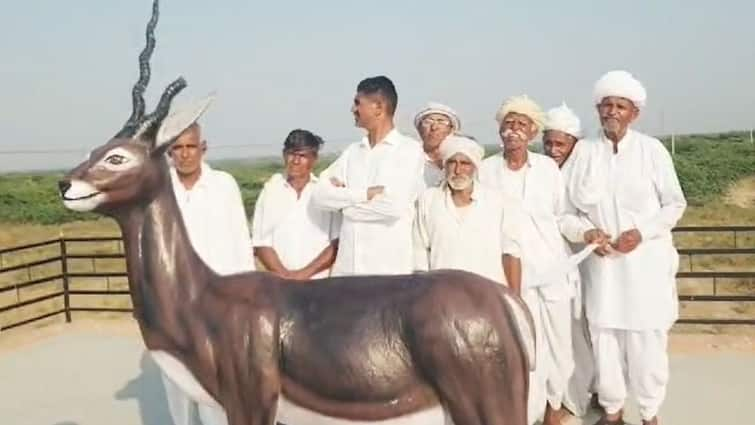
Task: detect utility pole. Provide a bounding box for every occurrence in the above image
[671,133,676,156]
[660,109,665,138]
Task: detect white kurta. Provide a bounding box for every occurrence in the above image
[566,129,686,421]
[421,156,445,191]
[170,163,255,274]
[566,129,687,331]
[251,173,341,279]
[559,153,598,417]
[412,183,522,285]
[312,129,425,276]
[479,152,583,297]
[480,152,580,422]
[168,162,255,425]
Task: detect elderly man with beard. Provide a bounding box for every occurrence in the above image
[413,135,523,288]
[543,104,600,423]
[479,95,602,425]
[566,71,687,425]
[413,102,462,189]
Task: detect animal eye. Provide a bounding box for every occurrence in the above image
[105,154,128,165]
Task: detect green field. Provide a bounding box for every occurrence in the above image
[0,130,753,228]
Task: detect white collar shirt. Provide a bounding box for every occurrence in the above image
[251,173,340,279]
[312,128,425,276]
[566,130,687,330]
[413,183,522,285]
[170,162,255,275]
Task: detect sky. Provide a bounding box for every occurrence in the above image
[2,0,754,172]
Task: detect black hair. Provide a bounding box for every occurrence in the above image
[356,76,398,116]
[283,129,324,153]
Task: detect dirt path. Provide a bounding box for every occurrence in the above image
[723,175,755,209]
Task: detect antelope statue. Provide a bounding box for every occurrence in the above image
[58,1,535,424]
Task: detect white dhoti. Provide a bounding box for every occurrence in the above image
[522,289,574,425]
[162,372,229,425]
[562,307,596,417]
[590,326,669,421]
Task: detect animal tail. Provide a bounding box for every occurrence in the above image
[497,286,536,372]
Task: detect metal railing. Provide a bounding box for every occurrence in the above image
[1,226,754,330]
[0,237,128,331]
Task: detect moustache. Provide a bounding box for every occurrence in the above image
[502,128,528,140]
[500,129,529,147]
[601,117,622,130]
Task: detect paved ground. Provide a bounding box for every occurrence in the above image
[1,321,754,425]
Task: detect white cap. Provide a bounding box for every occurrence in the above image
[494,95,545,130]
[439,135,485,170]
[544,102,582,139]
[593,70,647,108]
[414,102,461,130]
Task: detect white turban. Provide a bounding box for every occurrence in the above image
[494,95,545,131]
[414,102,461,130]
[592,70,647,108]
[439,135,485,170]
[544,102,582,139]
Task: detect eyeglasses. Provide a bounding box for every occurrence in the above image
[420,117,453,128]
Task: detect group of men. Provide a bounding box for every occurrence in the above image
[164,70,687,425]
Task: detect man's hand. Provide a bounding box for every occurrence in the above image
[330,177,345,187]
[278,269,310,281]
[584,228,611,245]
[612,228,642,254]
[367,186,385,200]
[594,244,613,257]
[584,229,612,257]
[288,269,312,281]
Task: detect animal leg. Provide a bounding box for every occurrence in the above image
[431,359,528,425]
[412,295,529,425]
[220,308,281,425]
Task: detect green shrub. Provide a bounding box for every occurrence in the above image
[0,135,752,224]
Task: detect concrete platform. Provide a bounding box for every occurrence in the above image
[1,321,754,425]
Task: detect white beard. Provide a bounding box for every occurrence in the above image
[447,175,473,191]
[602,119,622,134]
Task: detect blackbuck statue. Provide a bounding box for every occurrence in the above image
[58,1,536,424]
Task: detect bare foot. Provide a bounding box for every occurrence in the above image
[543,403,562,425]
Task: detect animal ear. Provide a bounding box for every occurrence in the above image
[152,94,216,155]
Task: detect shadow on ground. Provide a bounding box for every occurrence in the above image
[115,352,173,425]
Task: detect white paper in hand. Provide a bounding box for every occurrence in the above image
[535,243,599,287]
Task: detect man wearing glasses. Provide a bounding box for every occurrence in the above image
[413,102,462,189]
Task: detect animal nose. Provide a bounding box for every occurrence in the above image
[58,180,71,195]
